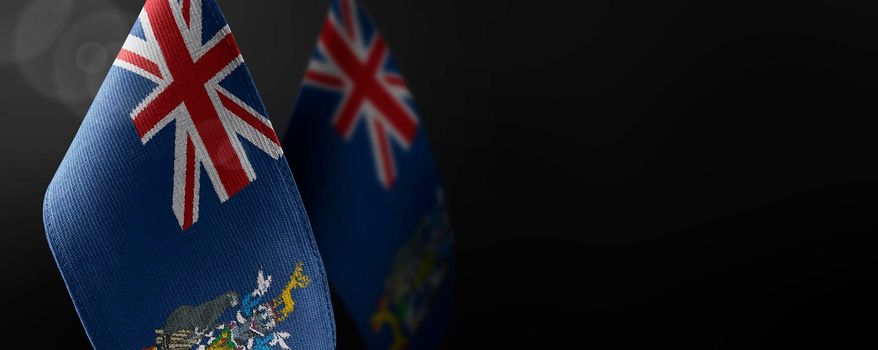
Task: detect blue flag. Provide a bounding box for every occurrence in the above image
[285,1,454,349]
[43,1,335,349]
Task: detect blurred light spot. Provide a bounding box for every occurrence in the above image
[18,7,131,117]
[0,2,31,64]
[10,0,75,64]
[75,42,111,75]
[54,11,129,116]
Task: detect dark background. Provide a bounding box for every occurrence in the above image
[2,0,878,348]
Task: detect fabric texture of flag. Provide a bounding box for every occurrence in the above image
[285,1,454,349]
[42,1,335,349]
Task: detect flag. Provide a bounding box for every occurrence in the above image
[42,1,335,349]
[285,1,454,349]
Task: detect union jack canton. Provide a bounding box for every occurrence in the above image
[115,0,283,229]
[303,0,419,188]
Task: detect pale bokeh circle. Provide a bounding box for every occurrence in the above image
[18,7,131,117]
[0,2,25,64]
[75,42,112,75]
[7,0,76,64]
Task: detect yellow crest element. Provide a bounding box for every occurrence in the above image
[371,296,409,350]
[272,261,312,322]
[369,190,454,350]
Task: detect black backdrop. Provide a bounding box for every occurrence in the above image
[2,0,878,348]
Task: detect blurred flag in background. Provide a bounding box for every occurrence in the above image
[285,0,455,349]
[43,1,334,349]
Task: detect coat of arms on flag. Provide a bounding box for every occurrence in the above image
[143,262,312,350]
[285,1,455,349]
[43,1,335,349]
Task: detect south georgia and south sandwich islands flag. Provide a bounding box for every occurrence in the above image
[285,1,455,349]
[43,1,335,349]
